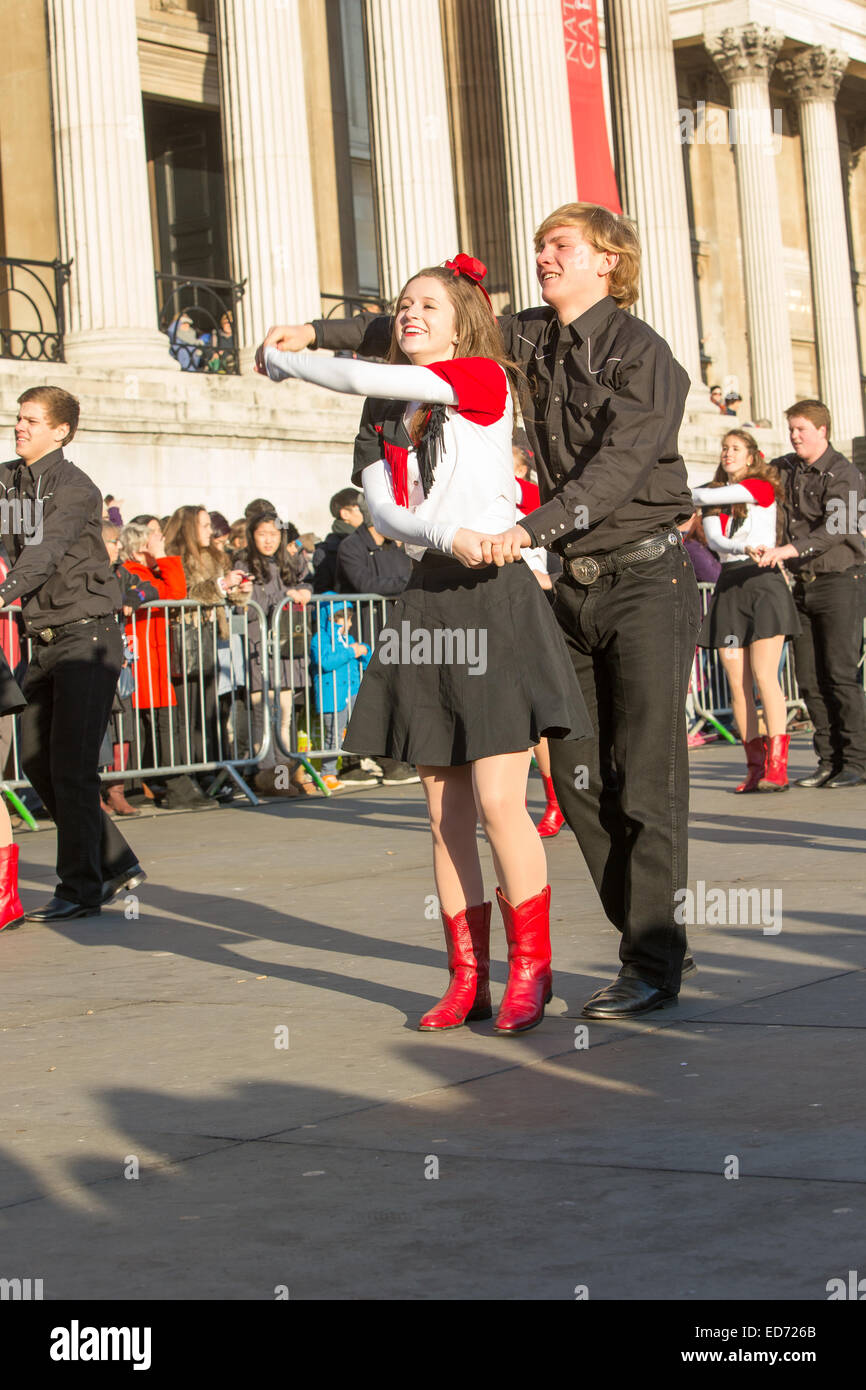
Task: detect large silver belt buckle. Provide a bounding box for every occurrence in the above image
[570,556,601,585]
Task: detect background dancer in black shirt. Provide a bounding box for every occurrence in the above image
[0,387,145,921]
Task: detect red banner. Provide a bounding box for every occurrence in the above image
[561,0,621,212]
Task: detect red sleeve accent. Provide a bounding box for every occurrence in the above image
[740,478,775,507]
[720,513,730,536]
[425,357,508,424]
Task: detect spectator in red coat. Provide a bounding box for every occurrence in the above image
[118,522,211,810]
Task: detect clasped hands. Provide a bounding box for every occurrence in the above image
[745,543,799,568]
[452,525,531,568]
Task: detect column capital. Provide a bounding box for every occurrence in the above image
[705,23,784,86]
[775,47,848,104]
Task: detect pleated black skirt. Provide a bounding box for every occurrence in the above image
[0,647,26,715]
[698,561,801,649]
[342,553,592,766]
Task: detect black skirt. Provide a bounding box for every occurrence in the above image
[698,561,801,649]
[342,553,592,766]
[0,647,26,716]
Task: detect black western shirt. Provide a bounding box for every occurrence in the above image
[0,447,121,633]
[771,445,866,578]
[311,294,694,559]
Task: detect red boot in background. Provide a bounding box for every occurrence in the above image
[0,843,25,932]
[536,775,565,838]
[419,902,492,1030]
[735,737,766,793]
[759,734,790,791]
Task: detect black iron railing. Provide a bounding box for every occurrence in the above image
[156,272,246,375]
[321,292,390,319]
[0,257,71,362]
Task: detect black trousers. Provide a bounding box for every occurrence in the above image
[791,567,866,774]
[548,543,700,993]
[20,618,138,907]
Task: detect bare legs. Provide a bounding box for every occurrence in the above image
[722,635,787,740]
[418,750,546,913]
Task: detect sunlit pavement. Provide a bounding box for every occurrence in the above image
[2,733,864,1300]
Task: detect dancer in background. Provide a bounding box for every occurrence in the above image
[259,256,590,1034]
[692,430,799,792]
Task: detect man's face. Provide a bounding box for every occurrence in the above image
[339,503,364,529]
[710,388,722,408]
[15,401,68,464]
[535,224,616,315]
[788,415,827,463]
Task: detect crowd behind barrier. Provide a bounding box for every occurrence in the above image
[1,583,864,824]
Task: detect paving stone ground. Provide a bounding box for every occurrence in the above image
[1,733,864,1302]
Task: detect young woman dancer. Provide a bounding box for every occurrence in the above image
[692,429,800,791]
[258,256,590,1033]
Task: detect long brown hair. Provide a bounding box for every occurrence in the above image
[164,504,221,568]
[388,265,522,445]
[703,430,784,534]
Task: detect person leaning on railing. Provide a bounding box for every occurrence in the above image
[235,507,316,798]
[117,521,217,813]
[164,504,252,776]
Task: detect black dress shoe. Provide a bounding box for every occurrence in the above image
[101,865,147,905]
[582,975,678,1019]
[26,896,101,922]
[824,770,865,789]
[795,768,836,788]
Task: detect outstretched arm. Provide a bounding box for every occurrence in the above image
[263,348,458,407]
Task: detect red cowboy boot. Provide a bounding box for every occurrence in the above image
[536,775,565,838]
[735,737,766,793]
[0,843,25,932]
[758,734,790,792]
[418,902,492,1030]
[494,885,553,1034]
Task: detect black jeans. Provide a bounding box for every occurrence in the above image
[20,618,138,907]
[791,567,866,774]
[548,542,700,993]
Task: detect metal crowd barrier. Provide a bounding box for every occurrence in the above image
[269,593,390,794]
[0,598,275,823]
[2,578,865,826]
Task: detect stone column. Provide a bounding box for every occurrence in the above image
[216,0,321,367]
[363,0,459,301]
[47,0,171,369]
[706,24,796,425]
[492,0,576,310]
[777,48,864,442]
[606,0,702,385]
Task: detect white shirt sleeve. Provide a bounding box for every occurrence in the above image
[361,460,459,555]
[703,514,747,556]
[692,483,755,505]
[264,348,459,406]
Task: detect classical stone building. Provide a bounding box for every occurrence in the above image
[0,0,863,528]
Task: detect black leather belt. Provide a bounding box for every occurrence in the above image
[35,615,113,644]
[566,531,683,585]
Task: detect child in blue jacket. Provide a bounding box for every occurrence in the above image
[309,600,370,784]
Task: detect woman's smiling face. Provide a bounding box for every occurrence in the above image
[395,277,458,365]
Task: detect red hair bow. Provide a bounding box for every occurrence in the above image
[444,254,493,311]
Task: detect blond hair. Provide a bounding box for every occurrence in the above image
[533,203,641,309]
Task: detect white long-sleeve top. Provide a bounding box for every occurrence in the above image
[692,478,777,562]
[265,347,546,570]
